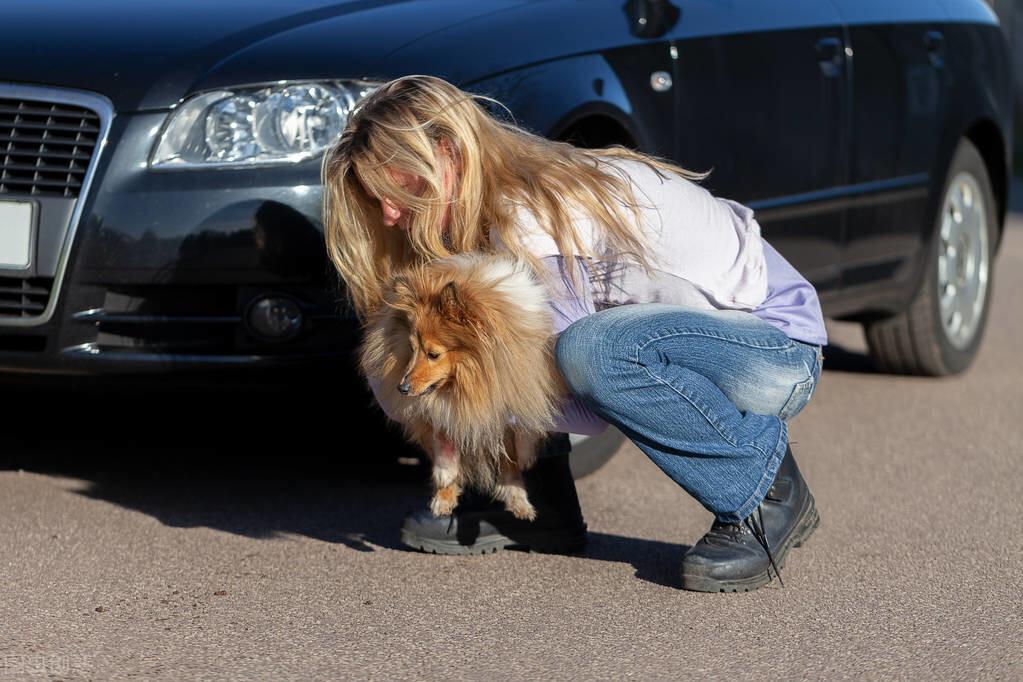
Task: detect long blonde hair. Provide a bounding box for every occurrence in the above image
[321,73,707,324]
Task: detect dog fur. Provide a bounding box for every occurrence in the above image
[358,252,566,520]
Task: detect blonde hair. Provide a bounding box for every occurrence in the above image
[321,73,708,324]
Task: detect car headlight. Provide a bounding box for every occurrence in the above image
[150,80,381,169]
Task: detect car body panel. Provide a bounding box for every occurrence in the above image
[670,21,847,293]
[0,0,1012,378]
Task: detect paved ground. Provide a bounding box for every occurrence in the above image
[2,218,1022,681]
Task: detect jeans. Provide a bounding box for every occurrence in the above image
[554,303,824,523]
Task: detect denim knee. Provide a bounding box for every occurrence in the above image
[555,306,655,402]
[555,317,605,402]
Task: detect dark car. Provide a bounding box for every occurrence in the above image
[0,1,1012,464]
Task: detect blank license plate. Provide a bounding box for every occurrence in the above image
[0,200,33,269]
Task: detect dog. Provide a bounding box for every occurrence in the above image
[358,252,566,521]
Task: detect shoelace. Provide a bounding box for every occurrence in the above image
[745,505,784,588]
[710,504,785,588]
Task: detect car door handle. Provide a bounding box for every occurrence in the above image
[924,30,945,68]
[815,37,844,78]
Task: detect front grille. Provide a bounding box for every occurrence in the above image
[0,274,53,317]
[0,98,101,198]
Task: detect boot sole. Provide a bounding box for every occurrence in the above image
[399,527,588,556]
[680,494,820,593]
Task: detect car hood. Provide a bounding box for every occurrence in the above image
[0,0,524,111]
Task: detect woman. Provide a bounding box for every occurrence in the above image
[322,74,826,592]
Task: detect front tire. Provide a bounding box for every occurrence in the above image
[864,138,998,376]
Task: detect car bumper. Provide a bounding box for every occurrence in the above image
[0,90,359,381]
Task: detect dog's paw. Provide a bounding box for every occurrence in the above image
[429,495,456,517]
[509,499,537,522]
[495,485,536,521]
[429,487,459,517]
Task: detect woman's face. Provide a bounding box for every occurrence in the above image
[376,141,458,234]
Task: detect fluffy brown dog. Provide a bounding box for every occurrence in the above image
[359,252,566,520]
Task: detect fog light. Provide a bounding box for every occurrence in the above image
[246,294,303,341]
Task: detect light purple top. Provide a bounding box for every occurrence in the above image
[541,241,829,346]
[749,240,828,347]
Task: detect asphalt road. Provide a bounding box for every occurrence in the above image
[2,218,1022,681]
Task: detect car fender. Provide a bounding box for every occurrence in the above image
[462,54,639,145]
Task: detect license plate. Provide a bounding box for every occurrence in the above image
[0,200,34,269]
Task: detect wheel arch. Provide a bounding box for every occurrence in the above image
[463,53,648,152]
[889,120,1007,326]
[550,104,640,149]
[962,117,1008,251]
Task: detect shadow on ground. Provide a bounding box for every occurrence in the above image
[4,377,432,551]
[584,533,690,588]
[3,379,689,587]
[39,455,430,553]
[820,341,877,374]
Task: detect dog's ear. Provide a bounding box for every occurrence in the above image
[437,281,492,341]
[438,281,466,322]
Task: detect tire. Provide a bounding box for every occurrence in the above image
[568,427,627,479]
[864,138,998,376]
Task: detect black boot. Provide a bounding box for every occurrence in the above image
[399,433,588,555]
[680,445,820,592]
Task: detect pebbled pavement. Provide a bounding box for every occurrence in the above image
[1,219,1021,681]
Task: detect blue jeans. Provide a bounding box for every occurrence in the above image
[554,303,824,523]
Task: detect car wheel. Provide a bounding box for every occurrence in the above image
[864,138,998,376]
[568,427,627,479]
